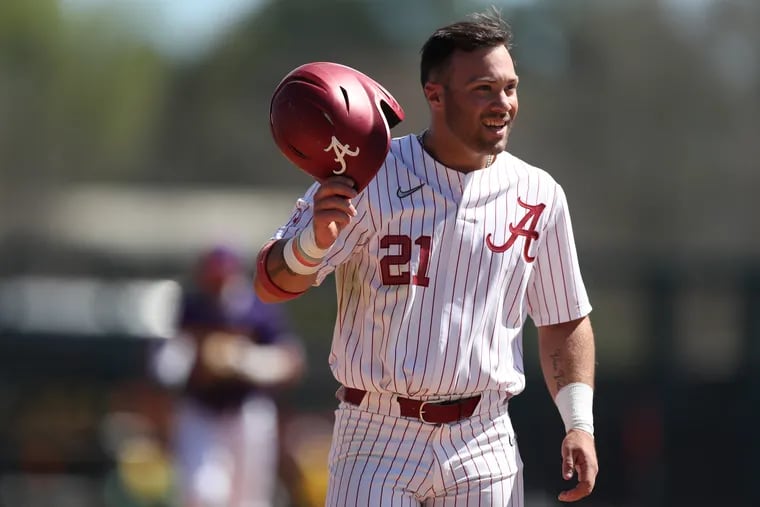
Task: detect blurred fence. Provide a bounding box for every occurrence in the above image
[0,254,758,507]
[513,254,760,507]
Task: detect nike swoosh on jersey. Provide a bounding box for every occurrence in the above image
[396,183,424,198]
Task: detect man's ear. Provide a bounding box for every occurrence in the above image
[423,82,444,109]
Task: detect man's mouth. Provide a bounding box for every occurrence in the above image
[483,118,509,132]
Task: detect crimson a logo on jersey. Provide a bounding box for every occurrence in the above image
[486,197,546,262]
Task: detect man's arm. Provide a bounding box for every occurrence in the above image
[254,176,358,303]
[537,315,599,503]
[537,315,595,398]
[200,331,305,387]
[254,239,318,303]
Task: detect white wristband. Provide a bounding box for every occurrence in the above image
[282,226,330,275]
[554,382,594,436]
[298,224,331,259]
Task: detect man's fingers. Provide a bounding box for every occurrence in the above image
[314,196,357,216]
[557,480,593,502]
[314,210,353,229]
[559,450,597,502]
[563,456,574,479]
[574,457,596,486]
[315,176,358,199]
[314,179,359,232]
[326,175,358,189]
[557,430,598,502]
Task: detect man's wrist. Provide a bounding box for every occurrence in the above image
[256,240,307,301]
[283,226,331,275]
[554,382,594,436]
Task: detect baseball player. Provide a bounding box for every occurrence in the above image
[152,246,305,507]
[256,10,598,507]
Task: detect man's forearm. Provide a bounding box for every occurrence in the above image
[537,316,595,399]
[235,341,305,386]
[254,239,319,303]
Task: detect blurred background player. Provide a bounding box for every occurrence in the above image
[152,246,305,507]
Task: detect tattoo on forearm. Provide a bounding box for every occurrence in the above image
[550,349,567,390]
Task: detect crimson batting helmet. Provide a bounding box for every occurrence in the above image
[269,62,405,192]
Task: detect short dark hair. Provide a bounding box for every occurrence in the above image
[420,9,513,87]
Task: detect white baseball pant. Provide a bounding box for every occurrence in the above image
[325,390,524,506]
[172,395,279,507]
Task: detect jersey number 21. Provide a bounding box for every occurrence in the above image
[379,235,431,287]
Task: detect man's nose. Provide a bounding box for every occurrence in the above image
[493,91,512,113]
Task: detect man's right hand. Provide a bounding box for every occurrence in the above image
[254,175,358,303]
[311,175,358,250]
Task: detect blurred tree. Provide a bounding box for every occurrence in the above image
[503,0,760,257]
[148,0,437,187]
[0,0,168,186]
[0,0,758,255]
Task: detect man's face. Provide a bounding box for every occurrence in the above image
[437,45,519,156]
[198,255,242,296]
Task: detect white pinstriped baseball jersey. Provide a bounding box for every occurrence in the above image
[275,133,591,399]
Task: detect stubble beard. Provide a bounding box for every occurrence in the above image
[442,93,514,159]
[444,122,503,160]
[477,122,512,156]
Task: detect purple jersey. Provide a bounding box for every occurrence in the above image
[180,288,284,344]
[180,286,290,411]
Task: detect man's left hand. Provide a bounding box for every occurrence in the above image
[557,429,598,502]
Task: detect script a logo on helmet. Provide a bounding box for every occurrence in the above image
[324,136,360,175]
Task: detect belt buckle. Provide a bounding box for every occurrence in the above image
[418,401,434,424]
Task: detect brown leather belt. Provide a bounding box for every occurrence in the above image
[343,387,482,425]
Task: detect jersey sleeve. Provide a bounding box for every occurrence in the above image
[273,183,372,286]
[527,183,592,326]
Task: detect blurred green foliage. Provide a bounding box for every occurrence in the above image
[2,0,758,198]
[0,0,167,183]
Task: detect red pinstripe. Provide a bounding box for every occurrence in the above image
[273,133,590,394]
[273,133,590,505]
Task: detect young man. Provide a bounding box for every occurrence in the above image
[255,11,598,506]
[153,246,305,507]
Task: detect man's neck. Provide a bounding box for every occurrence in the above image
[418,129,493,173]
